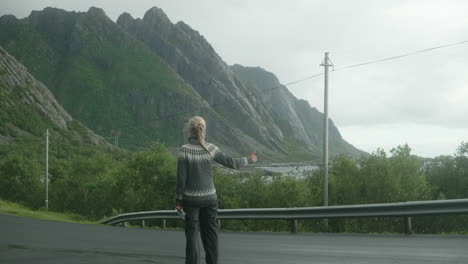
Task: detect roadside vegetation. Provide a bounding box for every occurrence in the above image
[0,199,96,224]
[0,135,467,234]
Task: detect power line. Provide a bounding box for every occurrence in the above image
[156,72,324,120]
[157,40,468,121]
[334,40,468,71]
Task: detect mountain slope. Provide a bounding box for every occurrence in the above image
[0,7,212,149]
[117,8,286,151]
[0,45,106,145]
[230,65,364,158]
[0,6,364,161]
[117,7,363,159]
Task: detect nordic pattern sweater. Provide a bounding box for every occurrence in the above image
[176,138,249,205]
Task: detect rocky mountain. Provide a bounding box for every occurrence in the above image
[0,6,364,161]
[0,7,214,150]
[117,8,286,152]
[231,65,361,157]
[117,7,363,159]
[0,46,106,145]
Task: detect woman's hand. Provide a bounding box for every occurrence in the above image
[250,152,257,163]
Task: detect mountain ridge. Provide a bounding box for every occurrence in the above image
[0,45,108,146]
[0,6,365,161]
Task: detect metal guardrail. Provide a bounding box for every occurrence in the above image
[101,198,468,234]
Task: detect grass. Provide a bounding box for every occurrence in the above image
[0,199,97,225]
[0,199,177,229]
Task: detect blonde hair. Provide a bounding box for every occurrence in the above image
[186,116,212,155]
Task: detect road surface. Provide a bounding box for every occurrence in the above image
[1,214,467,263]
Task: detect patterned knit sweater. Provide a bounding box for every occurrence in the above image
[176,138,249,205]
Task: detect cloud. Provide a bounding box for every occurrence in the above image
[1,0,467,156]
[340,123,468,157]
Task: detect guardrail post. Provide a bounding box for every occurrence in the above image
[291,219,298,233]
[142,220,146,228]
[163,219,166,229]
[404,216,412,234]
[217,220,221,231]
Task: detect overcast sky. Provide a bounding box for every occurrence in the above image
[2,0,467,158]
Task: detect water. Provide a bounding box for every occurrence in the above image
[258,165,319,179]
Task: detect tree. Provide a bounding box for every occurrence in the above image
[0,154,43,208]
[426,142,468,199]
[115,142,176,212]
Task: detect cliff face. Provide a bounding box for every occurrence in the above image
[117,8,285,151]
[117,7,363,159]
[0,7,205,149]
[231,65,365,157]
[0,6,364,161]
[0,46,106,145]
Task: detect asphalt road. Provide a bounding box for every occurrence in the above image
[1,214,467,264]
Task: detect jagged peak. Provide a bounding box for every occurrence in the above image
[0,14,18,23]
[34,7,64,13]
[117,12,136,26]
[29,7,74,19]
[42,7,63,12]
[143,6,172,25]
[87,6,107,17]
[174,20,216,53]
[146,6,168,17]
[175,21,200,36]
[118,12,134,20]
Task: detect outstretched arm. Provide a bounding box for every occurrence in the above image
[213,146,257,169]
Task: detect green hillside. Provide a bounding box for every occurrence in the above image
[0,6,365,161]
[0,7,206,149]
[0,45,178,218]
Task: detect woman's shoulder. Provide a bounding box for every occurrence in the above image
[179,143,209,153]
[179,142,219,154]
[205,142,219,153]
[180,144,200,151]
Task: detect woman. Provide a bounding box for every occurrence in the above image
[176,116,257,264]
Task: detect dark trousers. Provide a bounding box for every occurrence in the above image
[183,201,218,264]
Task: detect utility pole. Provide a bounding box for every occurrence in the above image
[45,129,49,210]
[320,52,333,207]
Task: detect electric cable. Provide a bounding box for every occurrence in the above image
[334,40,468,71]
[157,73,324,120]
[157,40,468,120]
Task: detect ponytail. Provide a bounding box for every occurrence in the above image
[186,116,213,156]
